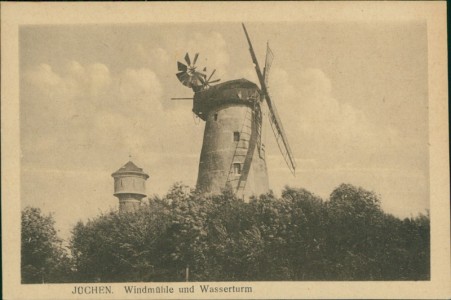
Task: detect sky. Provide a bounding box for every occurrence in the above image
[20,22,429,241]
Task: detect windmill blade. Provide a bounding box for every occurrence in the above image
[242,24,266,94]
[177,61,188,72]
[201,69,220,89]
[176,71,187,82]
[207,69,216,82]
[184,53,191,66]
[189,72,205,86]
[242,23,296,175]
[176,71,192,88]
[266,93,297,175]
[264,43,274,85]
[198,74,206,84]
[193,53,199,65]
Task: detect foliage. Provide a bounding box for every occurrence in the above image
[21,207,72,283]
[23,183,430,282]
[70,197,171,282]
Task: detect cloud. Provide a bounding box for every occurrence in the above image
[64,61,111,93]
[132,32,229,78]
[256,66,428,218]
[133,44,170,70]
[24,62,113,120]
[228,66,399,173]
[151,47,170,64]
[22,60,206,171]
[117,68,163,116]
[22,61,167,169]
[24,63,61,90]
[264,67,401,168]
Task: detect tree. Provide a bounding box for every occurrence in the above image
[21,207,71,283]
[67,182,430,282]
[281,187,329,280]
[70,200,171,282]
[158,183,212,281]
[324,184,386,279]
[204,189,258,281]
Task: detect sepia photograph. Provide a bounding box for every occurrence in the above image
[2,2,449,299]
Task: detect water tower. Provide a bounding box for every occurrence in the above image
[112,161,149,213]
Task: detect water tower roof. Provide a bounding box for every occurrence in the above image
[112,161,149,178]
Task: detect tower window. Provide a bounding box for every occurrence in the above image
[214,113,218,121]
[233,131,240,142]
[233,163,241,175]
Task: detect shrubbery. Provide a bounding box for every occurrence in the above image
[22,183,430,282]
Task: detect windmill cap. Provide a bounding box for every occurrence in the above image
[207,78,260,91]
[111,161,150,179]
[193,78,261,120]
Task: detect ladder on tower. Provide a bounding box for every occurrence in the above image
[254,100,264,159]
[225,108,258,197]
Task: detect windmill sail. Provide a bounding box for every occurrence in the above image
[266,91,296,175]
[242,23,296,175]
[264,42,274,85]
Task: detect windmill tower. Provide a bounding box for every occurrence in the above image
[112,161,149,213]
[174,24,296,199]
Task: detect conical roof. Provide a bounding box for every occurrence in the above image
[112,161,149,178]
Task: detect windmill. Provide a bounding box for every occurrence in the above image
[174,24,296,199]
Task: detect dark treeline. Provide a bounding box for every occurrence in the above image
[21,183,429,283]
